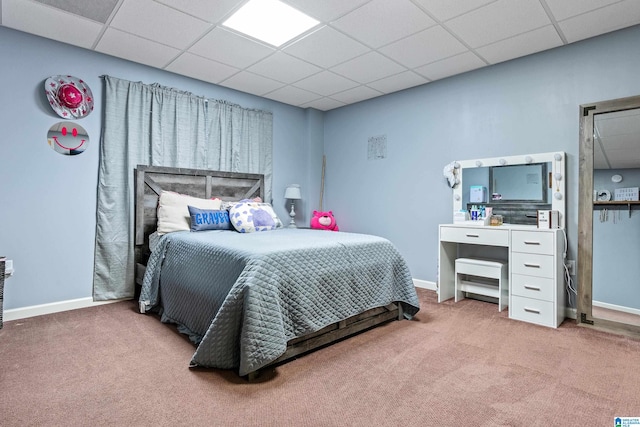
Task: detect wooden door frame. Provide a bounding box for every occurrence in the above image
[577,94,640,338]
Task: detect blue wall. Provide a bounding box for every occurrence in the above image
[0,26,320,310]
[593,168,640,309]
[2,23,640,312]
[323,25,640,300]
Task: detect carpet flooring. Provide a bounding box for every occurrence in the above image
[1,288,639,426]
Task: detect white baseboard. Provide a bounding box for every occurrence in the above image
[3,297,126,322]
[413,279,436,291]
[593,300,640,316]
[1,281,581,323]
[4,278,436,322]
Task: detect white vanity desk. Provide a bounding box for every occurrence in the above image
[439,152,567,328]
[438,223,565,328]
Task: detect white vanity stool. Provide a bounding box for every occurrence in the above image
[455,258,509,312]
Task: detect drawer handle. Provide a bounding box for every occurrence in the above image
[524,307,541,314]
[524,285,541,291]
[465,234,480,238]
[524,263,541,268]
[523,240,541,245]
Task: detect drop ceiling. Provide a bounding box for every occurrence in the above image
[2,0,640,111]
[594,108,640,170]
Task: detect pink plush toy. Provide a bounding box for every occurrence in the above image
[310,210,339,231]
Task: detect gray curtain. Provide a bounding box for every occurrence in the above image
[93,76,273,300]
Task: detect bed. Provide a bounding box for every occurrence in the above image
[134,165,420,378]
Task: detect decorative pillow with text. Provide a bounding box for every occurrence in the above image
[188,206,232,231]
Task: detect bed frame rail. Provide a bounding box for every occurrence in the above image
[247,302,404,380]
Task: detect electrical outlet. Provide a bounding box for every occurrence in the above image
[567,260,575,275]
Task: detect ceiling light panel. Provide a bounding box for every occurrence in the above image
[284,0,370,22]
[223,0,319,47]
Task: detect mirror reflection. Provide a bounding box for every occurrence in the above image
[461,162,552,225]
[453,151,565,228]
[490,163,548,202]
[591,108,640,327]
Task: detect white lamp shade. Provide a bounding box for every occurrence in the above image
[284,184,301,200]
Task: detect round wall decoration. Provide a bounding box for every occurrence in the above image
[44,75,94,118]
[47,122,89,155]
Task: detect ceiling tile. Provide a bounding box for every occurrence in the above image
[155,0,241,23]
[332,0,436,48]
[605,156,640,169]
[301,97,346,111]
[558,0,640,43]
[413,0,496,22]
[7,0,640,112]
[446,0,551,48]
[1,0,103,49]
[33,0,119,23]
[284,26,369,68]
[330,51,406,83]
[189,27,275,69]
[414,51,485,80]
[366,71,428,94]
[595,109,640,136]
[95,28,181,68]
[329,85,383,104]
[293,70,359,96]
[247,52,322,84]
[166,53,239,84]
[263,85,322,106]
[544,0,620,21]
[593,142,608,169]
[379,25,468,68]
[602,135,640,151]
[284,0,370,22]
[110,0,211,49]
[602,143,640,168]
[220,71,285,96]
[476,25,563,65]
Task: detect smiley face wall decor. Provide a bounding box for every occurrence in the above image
[44,75,93,156]
[47,122,89,156]
[44,75,94,119]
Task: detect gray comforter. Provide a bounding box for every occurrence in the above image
[139,228,420,376]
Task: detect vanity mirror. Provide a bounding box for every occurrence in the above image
[490,163,548,203]
[452,152,566,226]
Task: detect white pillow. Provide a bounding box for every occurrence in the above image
[157,191,222,235]
[229,201,283,233]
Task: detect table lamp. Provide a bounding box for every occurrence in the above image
[284,184,301,228]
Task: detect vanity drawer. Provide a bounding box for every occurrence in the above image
[511,274,554,301]
[511,252,555,278]
[510,295,556,327]
[511,230,554,255]
[440,226,509,246]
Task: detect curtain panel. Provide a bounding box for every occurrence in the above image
[93,76,273,300]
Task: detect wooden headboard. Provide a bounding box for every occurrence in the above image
[134,165,264,284]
